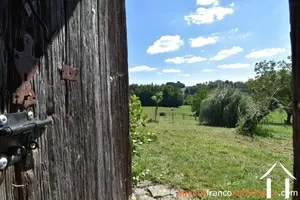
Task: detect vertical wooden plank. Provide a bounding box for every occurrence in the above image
[0,1,21,199]
[290,0,300,199]
[0,0,130,199]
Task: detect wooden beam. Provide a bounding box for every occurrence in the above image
[0,0,131,199]
[289,0,300,199]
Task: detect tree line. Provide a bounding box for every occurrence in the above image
[130,56,291,135]
[129,83,184,107]
[129,80,248,108]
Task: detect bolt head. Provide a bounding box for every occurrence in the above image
[16,148,22,155]
[0,115,7,126]
[0,157,8,169]
[16,147,26,155]
[27,111,34,120]
[29,142,37,149]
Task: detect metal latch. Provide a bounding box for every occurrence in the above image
[0,111,52,169]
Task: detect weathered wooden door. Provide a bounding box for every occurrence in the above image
[0,0,131,199]
[290,0,300,199]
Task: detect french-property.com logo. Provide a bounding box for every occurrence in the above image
[175,162,298,199]
[260,162,297,199]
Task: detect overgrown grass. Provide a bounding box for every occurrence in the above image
[135,106,293,199]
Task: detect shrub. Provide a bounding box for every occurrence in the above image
[129,95,157,185]
[236,98,283,136]
[159,112,166,116]
[199,87,255,128]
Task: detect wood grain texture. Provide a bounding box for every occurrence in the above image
[0,0,131,199]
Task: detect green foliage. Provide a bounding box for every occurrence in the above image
[151,91,163,121]
[130,83,183,107]
[130,80,248,109]
[184,86,198,95]
[237,57,292,136]
[166,81,185,88]
[185,81,248,114]
[129,95,157,185]
[162,85,183,107]
[236,97,283,136]
[199,87,254,128]
[239,56,292,136]
[151,91,163,104]
[246,56,292,124]
[184,94,193,105]
[191,85,212,113]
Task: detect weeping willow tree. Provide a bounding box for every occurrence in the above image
[199,87,255,128]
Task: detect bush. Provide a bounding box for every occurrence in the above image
[199,87,255,128]
[236,98,283,136]
[129,95,157,185]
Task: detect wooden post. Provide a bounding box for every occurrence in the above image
[289,0,300,199]
[0,0,131,199]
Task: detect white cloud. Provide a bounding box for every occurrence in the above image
[179,73,191,76]
[217,63,251,69]
[184,6,234,25]
[196,0,219,6]
[157,72,163,75]
[188,30,249,49]
[210,46,243,61]
[213,28,251,41]
[236,32,251,39]
[189,36,219,48]
[146,35,184,55]
[245,48,286,58]
[162,69,181,73]
[129,65,157,72]
[229,28,238,33]
[229,2,234,7]
[202,69,214,72]
[165,55,206,64]
[227,33,252,41]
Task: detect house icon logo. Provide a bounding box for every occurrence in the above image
[260,162,296,199]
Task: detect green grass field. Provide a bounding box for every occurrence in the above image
[135,106,293,199]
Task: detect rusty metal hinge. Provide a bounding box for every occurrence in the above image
[12,33,39,108]
[61,64,79,81]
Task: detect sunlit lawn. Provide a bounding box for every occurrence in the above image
[135,106,293,199]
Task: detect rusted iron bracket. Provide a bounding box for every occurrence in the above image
[61,65,79,81]
[13,82,36,108]
[0,111,52,169]
[13,33,39,108]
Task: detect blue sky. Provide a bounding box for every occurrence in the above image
[126,0,291,86]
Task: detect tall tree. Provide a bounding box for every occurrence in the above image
[247,57,292,124]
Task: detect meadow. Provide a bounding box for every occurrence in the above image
[134,106,293,199]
